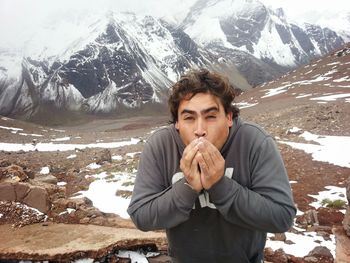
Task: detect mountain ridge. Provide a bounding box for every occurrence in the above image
[0,0,347,121]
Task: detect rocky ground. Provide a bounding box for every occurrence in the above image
[0,46,350,262]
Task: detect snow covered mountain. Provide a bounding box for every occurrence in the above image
[180,0,345,83]
[0,0,347,120]
[0,12,251,119]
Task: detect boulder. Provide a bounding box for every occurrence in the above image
[317,207,344,226]
[270,233,286,242]
[304,246,333,263]
[23,186,50,213]
[264,248,288,263]
[296,209,319,227]
[343,207,350,236]
[14,183,30,200]
[95,149,112,165]
[0,165,28,182]
[0,183,16,201]
[333,226,350,263]
[35,175,58,185]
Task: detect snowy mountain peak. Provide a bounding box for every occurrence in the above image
[0,3,347,121]
[182,0,345,68]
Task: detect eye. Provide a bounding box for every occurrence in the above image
[206,115,216,119]
[184,116,194,121]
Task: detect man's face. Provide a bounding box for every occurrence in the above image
[175,92,233,150]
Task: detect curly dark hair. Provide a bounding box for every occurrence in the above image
[168,68,240,123]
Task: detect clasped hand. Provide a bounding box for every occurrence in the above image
[180,137,225,192]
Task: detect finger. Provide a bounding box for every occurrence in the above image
[197,140,216,167]
[196,152,209,176]
[182,139,199,161]
[182,138,198,156]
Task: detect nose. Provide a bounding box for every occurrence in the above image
[194,118,207,138]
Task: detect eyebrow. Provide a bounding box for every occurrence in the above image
[180,106,219,116]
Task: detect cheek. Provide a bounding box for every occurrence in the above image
[177,125,192,145]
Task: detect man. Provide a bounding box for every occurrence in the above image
[127,69,296,263]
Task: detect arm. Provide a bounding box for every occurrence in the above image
[208,136,296,233]
[127,136,199,231]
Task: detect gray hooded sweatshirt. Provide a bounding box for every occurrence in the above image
[127,117,296,263]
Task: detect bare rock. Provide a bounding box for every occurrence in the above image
[23,186,50,213]
[343,207,350,237]
[333,226,350,263]
[49,164,67,174]
[264,247,288,263]
[270,233,286,242]
[14,183,30,200]
[148,254,172,263]
[35,175,58,185]
[0,201,46,227]
[0,165,28,182]
[95,149,112,165]
[317,207,344,226]
[296,209,319,227]
[0,182,16,201]
[304,246,333,263]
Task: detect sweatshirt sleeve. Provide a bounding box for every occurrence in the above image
[127,133,199,231]
[208,135,296,233]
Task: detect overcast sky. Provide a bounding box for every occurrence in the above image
[0,0,349,49]
[260,0,349,23]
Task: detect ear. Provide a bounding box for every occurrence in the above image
[175,121,179,130]
[227,112,233,127]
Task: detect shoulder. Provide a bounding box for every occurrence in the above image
[239,121,270,138]
[146,125,174,143]
[234,119,273,150]
[142,125,181,159]
[144,125,178,151]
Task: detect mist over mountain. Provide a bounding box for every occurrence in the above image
[0,0,347,121]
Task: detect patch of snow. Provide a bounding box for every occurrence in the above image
[0,125,23,131]
[266,231,335,258]
[67,154,77,159]
[72,258,94,263]
[76,172,135,219]
[308,186,347,210]
[295,94,312,99]
[51,137,71,142]
[327,62,340,66]
[86,163,101,170]
[310,93,350,101]
[18,133,43,137]
[235,102,258,109]
[50,128,65,132]
[261,84,292,98]
[332,77,349,82]
[117,250,159,263]
[287,127,302,134]
[40,167,50,175]
[67,208,76,214]
[126,152,141,158]
[279,131,350,168]
[0,138,140,152]
[112,155,123,161]
[57,182,67,186]
[91,172,109,179]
